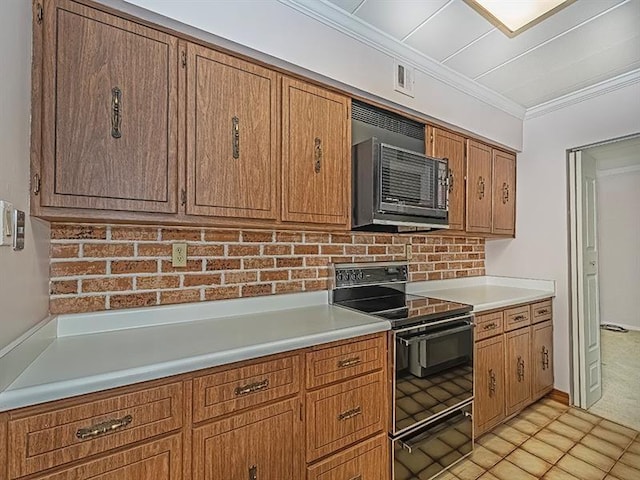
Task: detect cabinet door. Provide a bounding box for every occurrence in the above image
[428,126,466,231]
[186,44,278,220]
[466,140,492,233]
[282,78,350,227]
[33,435,181,480]
[41,0,179,213]
[475,336,505,436]
[492,150,516,235]
[532,320,554,400]
[307,434,388,480]
[192,398,302,480]
[504,327,532,416]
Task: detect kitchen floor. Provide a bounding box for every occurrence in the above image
[589,328,640,431]
[437,398,640,480]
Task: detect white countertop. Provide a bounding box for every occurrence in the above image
[407,276,555,312]
[0,292,389,412]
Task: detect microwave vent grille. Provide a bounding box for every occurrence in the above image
[352,101,424,141]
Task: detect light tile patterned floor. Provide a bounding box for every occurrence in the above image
[436,398,640,480]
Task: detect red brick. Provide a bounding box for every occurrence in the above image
[276,257,303,268]
[276,232,303,242]
[50,280,78,295]
[243,258,275,269]
[367,246,386,255]
[183,274,222,287]
[275,282,303,293]
[434,246,449,252]
[352,234,375,244]
[207,259,242,271]
[428,272,443,280]
[294,245,318,255]
[291,269,317,280]
[189,245,225,257]
[51,224,107,240]
[260,270,290,281]
[225,272,259,284]
[410,273,427,282]
[137,243,173,257]
[161,259,202,272]
[50,244,80,258]
[304,233,330,243]
[111,226,158,241]
[50,296,106,314]
[330,234,353,244]
[320,245,344,255]
[345,245,366,255]
[83,277,132,293]
[110,292,157,309]
[305,257,329,267]
[83,243,134,258]
[136,275,181,290]
[374,235,393,244]
[160,289,201,305]
[204,230,241,242]
[264,245,292,256]
[304,279,328,291]
[241,284,273,297]
[241,231,273,242]
[161,228,201,241]
[204,286,240,301]
[388,245,406,255]
[51,261,106,277]
[228,245,261,256]
[112,260,157,274]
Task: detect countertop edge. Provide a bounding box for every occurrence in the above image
[470,291,556,313]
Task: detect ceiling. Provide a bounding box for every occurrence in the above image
[322,0,640,110]
[589,136,640,171]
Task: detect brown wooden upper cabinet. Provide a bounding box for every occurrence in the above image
[492,150,516,236]
[466,140,493,234]
[427,126,466,231]
[186,44,278,220]
[38,0,179,213]
[281,78,350,227]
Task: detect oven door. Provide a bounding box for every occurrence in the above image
[393,315,474,435]
[393,401,473,480]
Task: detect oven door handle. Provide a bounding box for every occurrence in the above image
[398,322,473,346]
[398,410,472,453]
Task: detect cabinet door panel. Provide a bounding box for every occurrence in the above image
[475,336,505,436]
[186,44,278,219]
[429,127,466,231]
[466,140,492,233]
[505,327,532,416]
[42,0,178,213]
[192,398,302,480]
[282,78,350,226]
[492,150,516,235]
[532,321,554,400]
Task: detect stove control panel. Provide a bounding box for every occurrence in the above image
[334,264,408,287]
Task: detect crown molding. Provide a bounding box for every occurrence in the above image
[596,164,640,178]
[278,0,527,120]
[525,68,640,120]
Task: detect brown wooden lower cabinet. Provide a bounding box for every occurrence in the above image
[474,298,554,436]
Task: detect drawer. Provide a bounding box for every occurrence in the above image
[475,311,503,340]
[532,300,552,323]
[306,334,385,390]
[8,382,183,479]
[504,305,531,331]
[307,433,388,480]
[193,354,300,423]
[306,371,386,462]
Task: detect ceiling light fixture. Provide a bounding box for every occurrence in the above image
[465,0,575,37]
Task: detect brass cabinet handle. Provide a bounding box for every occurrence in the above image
[337,357,361,368]
[235,379,269,396]
[478,176,485,199]
[232,116,240,159]
[314,137,322,173]
[483,322,497,330]
[448,168,454,194]
[76,414,132,440]
[249,465,257,480]
[537,308,549,315]
[489,368,496,396]
[111,87,122,139]
[337,406,362,421]
[542,346,550,370]
[512,314,527,322]
[502,182,509,204]
[517,356,525,382]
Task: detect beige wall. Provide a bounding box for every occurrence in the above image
[0,0,50,352]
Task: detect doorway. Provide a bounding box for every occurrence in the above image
[568,134,640,430]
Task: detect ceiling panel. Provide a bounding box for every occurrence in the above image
[443,0,625,79]
[404,0,494,62]
[477,0,640,106]
[326,0,363,14]
[354,0,449,40]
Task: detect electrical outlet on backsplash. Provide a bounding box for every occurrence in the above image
[48,224,485,315]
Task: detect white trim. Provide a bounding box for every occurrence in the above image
[601,322,640,332]
[525,69,640,120]
[596,164,640,178]
[278,0,527,119]
[568,151,581,407]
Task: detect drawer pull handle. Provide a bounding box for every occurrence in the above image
[337,357,361,368]
[111,86,122,139]
[512,314,527,322]
[235,379,269,396]
[483,322,497,330]
[337,406,362,421]
[249,465,257,480]
[232,116,240,159]
[76,414,132,440]
[542,346,550,370]
[537,308,549,315]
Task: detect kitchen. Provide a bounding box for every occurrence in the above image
[0,1,639,480]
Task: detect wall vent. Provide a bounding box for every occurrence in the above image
[394,60,414,97]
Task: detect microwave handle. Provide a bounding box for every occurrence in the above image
[398,410,472,453]
[398,322,473,346]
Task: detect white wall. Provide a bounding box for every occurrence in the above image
[486,82,640,394]
[596,167,640,331]
[114,0,523,150]
[0,1,50,352]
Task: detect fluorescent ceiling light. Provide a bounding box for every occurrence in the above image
[466,0,574,37]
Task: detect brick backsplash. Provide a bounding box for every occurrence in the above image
[49,224,486,314]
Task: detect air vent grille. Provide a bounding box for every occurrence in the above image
[352,101,424,141]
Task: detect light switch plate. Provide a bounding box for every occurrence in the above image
[0,200,14,247]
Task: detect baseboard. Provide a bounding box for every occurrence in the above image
[547,389,570,405]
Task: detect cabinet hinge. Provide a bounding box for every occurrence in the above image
[180,188,187,206]
[181,51,187,68]
[36,3,43,25]
[32,173,41,196]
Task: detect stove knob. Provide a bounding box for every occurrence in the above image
[337,271,344,282]
[350,271,358,281]
[358,270,364,280]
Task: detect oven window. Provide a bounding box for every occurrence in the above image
[381,146,436,208]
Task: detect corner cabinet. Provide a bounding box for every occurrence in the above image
[281,78,351,227]
[37,0,179,213]
[491,150,516,236]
